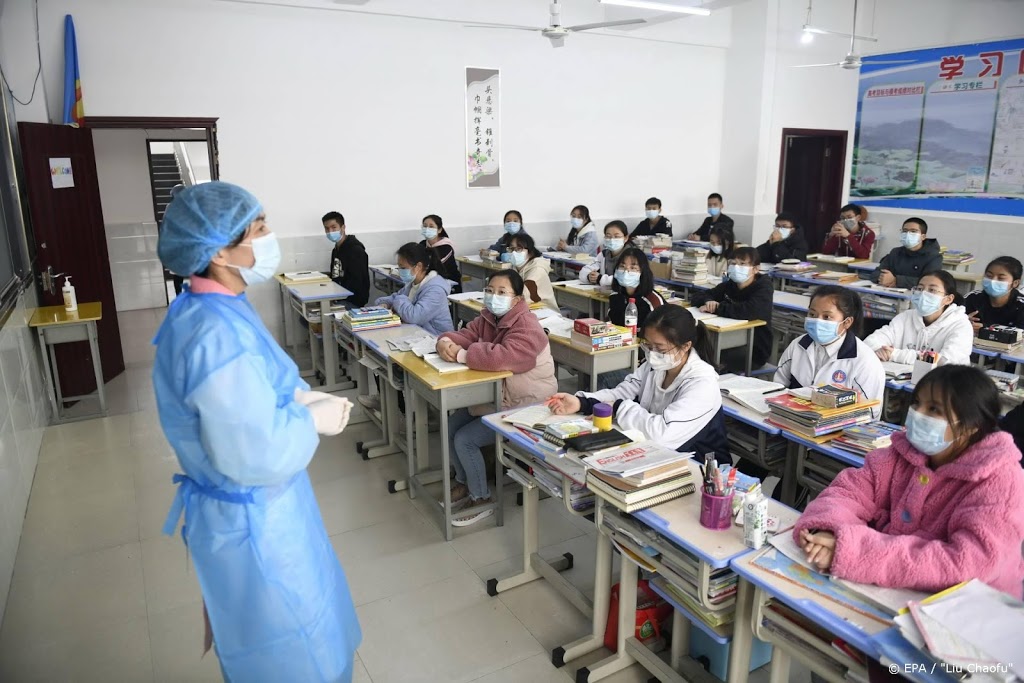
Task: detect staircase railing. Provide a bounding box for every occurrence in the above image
[172,141,196,188]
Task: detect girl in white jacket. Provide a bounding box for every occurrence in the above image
[547,305,729,455]
[579,221,628,286]
[865,270,974,367]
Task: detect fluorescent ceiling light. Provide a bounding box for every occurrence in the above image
[800,28,814,44]
[599,0,711,17]
[801,24,877,42]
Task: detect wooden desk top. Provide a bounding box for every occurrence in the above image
[670,301,767,332]
[548,335,639,356]
[285,281,353,301]
[391,350,512,390]
[353,324,427,352]
[456,256,511,273]
[274,272,330,285]
[458,298,549,313]
[29,302,102,327]
[552,282,612,302]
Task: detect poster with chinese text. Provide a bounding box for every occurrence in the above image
[466,67,500,188]
[852,38,1024,216]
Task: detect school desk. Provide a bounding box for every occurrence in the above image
[771,291,811,355]
[778,275,912,322]
[719,394,790,477]
[278,279,354,392]
[972,344,1000,367]
[456,255,508,286]
[369,265,403,296]
[545,252,591,281]
[349,324,424,462]
[1004,349,1024,374]
[450,295,551,328]
[585,476,799,683]
[390,351,511,541]
[781,431,865,500]
[547,335,639,392]
[274,271,330,349]
[847,261,981,294]
[480,412,597,617]
[552,282,611,319]
[729,550,893,683]
[29,302,107,424]
[806,254,869,273]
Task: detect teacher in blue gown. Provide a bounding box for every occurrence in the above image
[153,182,361,682]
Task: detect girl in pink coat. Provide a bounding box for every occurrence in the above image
[796,365,1024,598]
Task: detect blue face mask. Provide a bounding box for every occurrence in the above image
[727,264,751,283]
[645,209,660,220]
[615,269,641,288]
[710,244,723,255]
[230,233,281,286]
[776,227,793,240]
[421,227,438,240]
[504,221,521,235]
[900,231,922,248]
[326,230,342,243]
[510,251,527,267]
[708,207,721,217]
[983,278,1012,297]
[804,317,842,346]
[398,268,415,284]
[484,292,513,316]
[605,237,625,253]
[911,290,944,317]
[905,408,953,456]
[570,217,584,229]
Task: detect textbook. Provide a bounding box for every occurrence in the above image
[586,472,695,513]
[542,419,594,446]
[719,374,786,415]
[582,442,689,477]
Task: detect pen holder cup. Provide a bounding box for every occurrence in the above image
[699,491,735,530]
[911,359,938,384]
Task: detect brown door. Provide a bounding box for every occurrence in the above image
[18,122,124,397]
[778,129,848,251]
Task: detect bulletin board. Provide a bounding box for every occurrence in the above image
[851,38,1024,217]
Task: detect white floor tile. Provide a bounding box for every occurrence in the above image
[148,600,224,683]
[468,653,571,683]
[355,570,544,683]
[141,535,204,616]
[312,470,418,536]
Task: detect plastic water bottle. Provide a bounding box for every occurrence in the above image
[624,298,638,339]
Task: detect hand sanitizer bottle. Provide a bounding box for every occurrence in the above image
[62,276,78,312]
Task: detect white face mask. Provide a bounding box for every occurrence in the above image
[570,217,584,229]
[645,209,660,220]
[647,350,681,371]
[227,233,281,285]
[710,244,723,255]
[905,408,954,456]
[604,237,625,253]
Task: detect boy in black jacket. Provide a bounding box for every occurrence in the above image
[756,211,809,263]
[690,246,774,373]
[322,211,370,307]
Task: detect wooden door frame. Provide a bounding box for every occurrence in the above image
[82,116,220,181]
[776,127,848,213]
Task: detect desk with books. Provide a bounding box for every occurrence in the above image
[548,335,639,393]
[281,279,354,392]
[456,255,508,286]
[552,282,611,319]
[683,305,768,375]
[369,265,403,296]
[390,352,511,541]
[274,271,331,354]
[545,252,592,281]
[718,377,790,477]
[806,254,869,273]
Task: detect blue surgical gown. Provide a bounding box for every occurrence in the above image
[153,287,361,682]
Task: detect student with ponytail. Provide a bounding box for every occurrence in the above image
[375,242,454,337]
[418,214,462,290]
[548,306,729,455]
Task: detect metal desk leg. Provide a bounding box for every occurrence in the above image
[87,321,107,415]
[37,328,60,421]
[589,356,598,393]
[366,376,401,459]
[745,329,755,375]
[726,577,755,683]
[577,550,638,681]
[553,528,613,668]
[439,391,454,542]
[281,285,296,349]
[779,442,800,507]
[768,646,791,683]
[670,609,690,671]
[713,331,722,368]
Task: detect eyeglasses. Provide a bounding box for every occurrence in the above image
[484,287,515,297]
[639,341,678,355]
[504,247,527,253]
[618,265,643,273]
[726,260,753,267]
[910,286,947,296]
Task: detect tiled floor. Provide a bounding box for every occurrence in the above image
[0,308,806,682]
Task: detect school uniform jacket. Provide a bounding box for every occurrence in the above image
[608,289,665,331]
[578,248,621,287]
[693,214,734,241]
[775,333,885,418]
[965,289,1024,329]
[630,216,673,240]
[564,222,599,256]
[574,352,730,456]
[864,305,974,367]
[756,229,809,263]
[329,235,370,307]
[418,237,461,287]
[869,239,943,289]
[690,275,774,370]
[821,223,876,259]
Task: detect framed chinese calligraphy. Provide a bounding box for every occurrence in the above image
[852,38,1024,217]
[466,67,500,188]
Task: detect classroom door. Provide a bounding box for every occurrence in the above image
[777,129,847,251]
[18,122,125,397]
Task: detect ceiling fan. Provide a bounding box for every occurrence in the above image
[465,0,647,48]
[795,0,910,70]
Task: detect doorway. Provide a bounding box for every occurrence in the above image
[777,128,848,251]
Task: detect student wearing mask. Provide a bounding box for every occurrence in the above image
[820,203,876,259]
[776,285,885,418]
[865,270,973,367]
[556,205,598,256]
[795,365,1024,599]
[756,211,809,263]
[324,211,370,307]
[488,210,525,254]
[375,242,454,337]
[607,247,665,331]
[870,217,942,289]
[965,256,1024,332]
[508,232,559,312]
[418,214,462,290]
[579,220,629,287]
[548,306,729,456]
[705,225,735,280]
[689,193,734,241]
[690,246,773,373]
[436,271,558,526]
[630,197,673,239]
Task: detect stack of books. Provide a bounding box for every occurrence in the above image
[339,306,402,331]
[831,422,903,457]
[670,248,709,284]
[765,390,879,440]
[813,270,859,284]
[987,368,1020,393]
[941,248,974,266]
[530,466,594,511]
[975,324,1023,352]
[773,260,816,272]
[583,442,695,512]
[569,318,634,351]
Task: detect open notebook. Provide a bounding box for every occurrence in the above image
[719,374,785,415]
[422,353,469,374]
[882,361,914,380]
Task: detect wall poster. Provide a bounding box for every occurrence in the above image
[852,38,1024,217]
[466,67,500,189]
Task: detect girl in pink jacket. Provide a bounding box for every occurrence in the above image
[796,365,1024,598]
[435,270,558,527]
